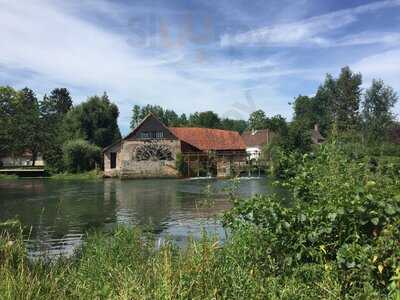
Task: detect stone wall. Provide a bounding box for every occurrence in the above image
[104,139,181,178]
[104,142,122,177]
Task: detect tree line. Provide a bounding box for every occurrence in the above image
[247,66,398,153]
[0,87,120,172]
[130,104,248,133]
[0,65,398,173]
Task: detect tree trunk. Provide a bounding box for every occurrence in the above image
[31,150,37,166]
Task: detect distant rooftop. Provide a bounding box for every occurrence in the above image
[241,129,271,148]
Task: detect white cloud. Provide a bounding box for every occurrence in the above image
[1,0,315,133]
[352,48,400,89]
[2,0,399,133]
[334,32,400,47]
[0,0,266,133]
[220,0,400,48]
[351,48,400,118]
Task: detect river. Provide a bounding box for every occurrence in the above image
[0,177,280,257]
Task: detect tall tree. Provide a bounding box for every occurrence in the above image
[13,88,44,165]
[0,86,18,156]
[164,109,179,126]
[292,94,330,135]
[178,113,188,126]
[63,93,121,148]
[266,115,287,134]
[248,110,266,130]
[334,66,362,131]
[189,111,221,128]
[220,118,248,133]
[130,105,141,129]
[362,79,398,141]
[140,105,166,123]
[40,88,73,172]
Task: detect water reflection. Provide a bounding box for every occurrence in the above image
[0,177,276,257]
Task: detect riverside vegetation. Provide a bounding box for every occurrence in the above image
[1,140,400,299]
[1,67,400,297]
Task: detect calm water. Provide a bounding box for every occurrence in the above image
[0,177,278,257]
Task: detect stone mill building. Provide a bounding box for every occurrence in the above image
[103,114,247,179]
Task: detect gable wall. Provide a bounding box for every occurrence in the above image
[119,139,181,178]
[126,115,176,140]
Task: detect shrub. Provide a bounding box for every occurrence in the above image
[43,144,65,174]
[175,152,186,176]
[62,139,101,173]
[224,142,400,297]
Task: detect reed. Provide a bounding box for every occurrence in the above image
[0,225,343,299]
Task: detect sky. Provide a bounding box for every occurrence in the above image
[1,0,400,135]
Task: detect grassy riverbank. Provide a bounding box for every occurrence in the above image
[0,174,18,180]
[0,224,343,299]
[1,142,399,299]
[50,170,103,180]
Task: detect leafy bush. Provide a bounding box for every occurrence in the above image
[43,144,65,174]
[62,139,101,173]
[225,142,400,297]
[175,152,186,176]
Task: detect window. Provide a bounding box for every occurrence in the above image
[140,131,164,139]
[110,152,117,169]
[140,132,151,139]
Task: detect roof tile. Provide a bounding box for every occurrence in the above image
[169,127,246,151]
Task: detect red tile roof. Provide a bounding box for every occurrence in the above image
[241,129,271,147]
[169,127,246,151]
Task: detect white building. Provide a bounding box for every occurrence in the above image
[241,129,272,160]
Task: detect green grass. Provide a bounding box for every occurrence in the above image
[50,170,103,180]
[0,225,345,300]
[0,174,18,180]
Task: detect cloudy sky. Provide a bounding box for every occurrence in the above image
[1,0,400,134]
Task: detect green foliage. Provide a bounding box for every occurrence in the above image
[50,170,103,180]
[248,109,266,130]
[0,86,18,156]
[220,118,248,133]
[248,110,288,132]
[362,79,398,142]
[188,110,221,128]
[0,86,74,169]
[62,139,101,173]
[3,88,45,165]
[334,66,363,131]
[63,93,121,148]
[130,104,248,133]
[41,88,73,173]
[293,94,330,135]
[225,142,400,297]
[175,152,186,176]
[0,225,344,299]
[0,174,18,180]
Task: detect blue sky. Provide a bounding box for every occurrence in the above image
[1,0,400,134]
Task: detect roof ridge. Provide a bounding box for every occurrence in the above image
[169,127,241,133]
